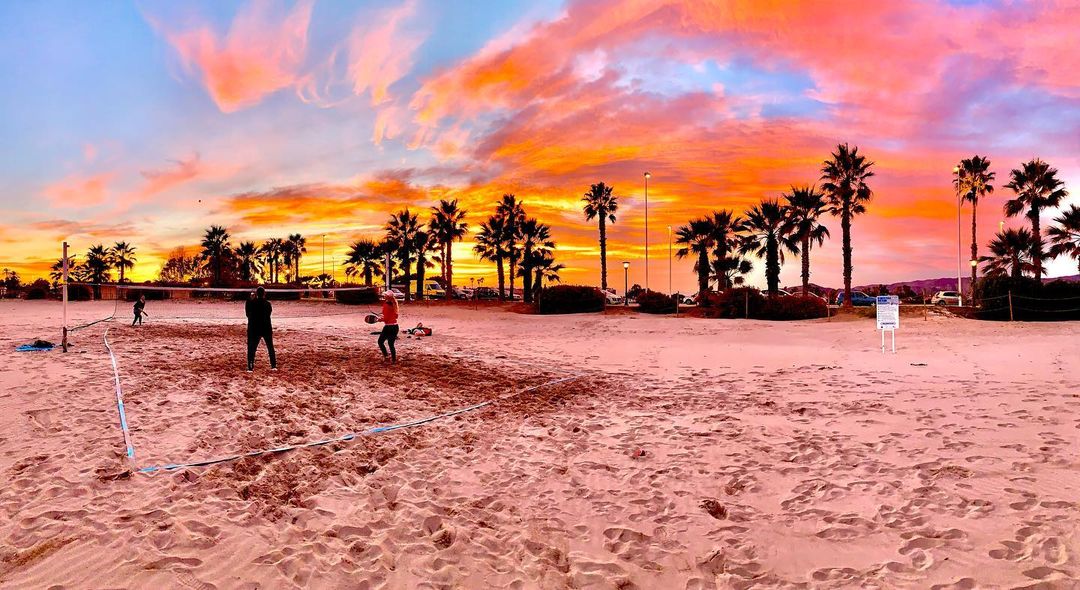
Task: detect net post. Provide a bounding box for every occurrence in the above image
[1008,291,1014,321]
[62,241,69,353]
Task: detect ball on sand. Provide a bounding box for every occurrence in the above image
[364,313,378,324]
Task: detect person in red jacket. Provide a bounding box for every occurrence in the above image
[377,291,399,363]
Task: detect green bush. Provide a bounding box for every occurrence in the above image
[973,276,1080,321]
[700,288,826,320]
[538,285,605,315]
[761,295,828,320]
[335,287,380,305]
[635,290,677,314]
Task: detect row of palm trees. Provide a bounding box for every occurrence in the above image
[49,241,137,286]
[345,197,564,302]
[582,144,874,306]
[957,157,1080,282]
[194,227,308,286]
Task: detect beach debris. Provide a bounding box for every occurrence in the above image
[700,498,728,520]
[631,448,647,458]
[910,362,928,367]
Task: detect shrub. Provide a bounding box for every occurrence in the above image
[761,295,828,320]
[635,290,677,314]
[26,287,48,300]
[538,285,605,315]
[335,287,380,305]
[973,276,1080,321]
[68,284,92,301]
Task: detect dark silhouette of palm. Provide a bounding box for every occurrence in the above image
[430,199,469,300]
[531,249,564,295]
[412,230,435,299]
[259,238,284,283]
[85,244,112,297]
[344,239,383,286]
[386,210,421,301]
[956,156,995,290]
[199,225,231,286]
[783,185,830,295]
[235,241,260,283]
[1003,159,1067,281]
[980,228,1039,279]
[582,183,618,291]
[110,241,136,283]
[706,210,743,291]
[474,216,510,299]
[710,256,752,289]
[286,233,307,285]
[1047,205,1080,274]
[675,218,716,300]
[495,194,526,299]
[517,218,554,303]
[821,143,874,308]
[739,199,797,296]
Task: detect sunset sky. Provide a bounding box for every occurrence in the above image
[3,0,1080,291]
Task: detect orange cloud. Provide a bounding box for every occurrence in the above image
[138,154,205,198]
[345,0,422,106]
[156,0,314,113]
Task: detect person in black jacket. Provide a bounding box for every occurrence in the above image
[245,287,276,371]
[132,294,147,326]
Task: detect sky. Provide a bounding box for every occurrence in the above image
[3,0,1080,292]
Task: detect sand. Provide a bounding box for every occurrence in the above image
[0,298,1078,589]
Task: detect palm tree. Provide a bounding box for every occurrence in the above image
[235,241,260,283]
[85,244,112,298]
[1047,205,1080,274]
[50,255,78,287]
[474,216,509,299]
[110,242,137,283]
[675,217,716,300]
[286,233,307,286]
[1003,159,1068,281]
[532,249,564,297]
[517,218,554,303]
[259,239,282,283]
[783,185,830,295]
[739,199,797,296]
[981,228,1039,279]
[821,143,875,308]
[413,230,434,300]
[707,210,743,290]
[956,156,995,292]
[199,225,232,286]
[344,238,383,286]
[710,256,752,289]
[386,209,421,301]
[430,199,469,300]
[496,194,526,299]
[582,182,618,291]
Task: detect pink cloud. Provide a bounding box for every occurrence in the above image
[43,173,115,208]
[154,0,314,113]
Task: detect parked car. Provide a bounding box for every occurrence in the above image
[421,281,445,298]
[605,291,623,305]
[787,288,828,302]
[451,287,472,299]
[384,288,406,302]
[473,286,500,300]
[760,289,792,298]
[673,293,695,305]
[931,291,962,306]
[834,290,876,306]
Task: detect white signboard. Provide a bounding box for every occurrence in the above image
[876,296,900,330]
[876,295,899,353]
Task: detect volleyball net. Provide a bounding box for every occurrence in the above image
[65,283,383,330]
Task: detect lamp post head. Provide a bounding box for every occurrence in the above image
[644,172,651,179]
[953,165,960,173]
[970,259,978,267]
[623,261,630,270]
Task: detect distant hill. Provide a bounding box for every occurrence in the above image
[787,274,1080,298]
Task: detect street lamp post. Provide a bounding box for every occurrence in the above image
[669,225,677,317]
[644,172,650,291]
[321,234,326,278]
[623,261,630,307]
[954,165,963,306]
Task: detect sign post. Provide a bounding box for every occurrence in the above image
[62,241,69,353]
[876,295,899,353]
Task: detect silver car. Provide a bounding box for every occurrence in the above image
[931,290,962,306]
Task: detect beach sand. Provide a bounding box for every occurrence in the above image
[0,298,1078,589]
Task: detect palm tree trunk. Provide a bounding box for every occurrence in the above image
[508,254,517,301]
[599,217,608,291]
[417,253,426,300]
[402,251,412,302]
[802,236,811,294]
[523,248,533,303]
[1031,208,1042,282]
[535,268,543,296]
[842,202,853,308]
[445,242,453,301]
[496,257,506,300]
[767,238,779,295]
[364,266,372,286]
[697,249,709,299]
[970,200,978,297]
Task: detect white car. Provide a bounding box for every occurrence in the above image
[605,291,624,305]
[932,291,962,306]
[385,288,406,302]
[760,289,792,297]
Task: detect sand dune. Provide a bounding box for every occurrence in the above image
[1,299,1078,589]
